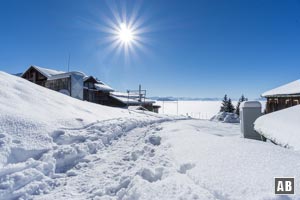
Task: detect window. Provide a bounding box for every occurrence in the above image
[84,81,95,89]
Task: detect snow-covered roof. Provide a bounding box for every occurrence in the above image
[110,92,155,105]
[83,76,114,92]
[22,65,65,78]
[94,83,114,92]
[47,71,86,81]
[111,91,140,98]
[262,79,300,97]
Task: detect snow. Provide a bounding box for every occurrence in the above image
[0,72,175,199]
[47,71,86,81]
[128,106,148,111]
[254,105,300,150]
[23,66,65,78]
[1,71,299,199]
[159,120,300,200]
[35,120,300,200]
[240,101,262,108]
[94,83,114,92]
[262,79,300,97]
[210,112,240,123]
[110,92,156,105]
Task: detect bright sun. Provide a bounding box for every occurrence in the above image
[98,1,151,60]
[118,23,134,44]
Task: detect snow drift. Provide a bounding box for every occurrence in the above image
[254,105,300,150]
[210,112,240,123]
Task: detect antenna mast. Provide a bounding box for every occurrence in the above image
[67,53,71,72]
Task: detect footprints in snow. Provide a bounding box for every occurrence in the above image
[139,167,164,183]
[47,121,164,175]
[0,133,6,147]
[123,146,156,162]
[178,162,195,174]
[147,135,161,146]
[0,133,22,147]
[105,177,131,196]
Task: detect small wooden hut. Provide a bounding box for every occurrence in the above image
[262,79,300,113]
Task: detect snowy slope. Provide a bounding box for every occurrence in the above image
[0,72,175,199]
[254,105,300,150]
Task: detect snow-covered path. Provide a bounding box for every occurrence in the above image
[35,119,214,200]
[34,119,300,200]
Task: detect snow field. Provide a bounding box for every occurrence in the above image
[160,120,300,200]
[156,100,266,119]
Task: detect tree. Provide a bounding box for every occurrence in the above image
[235,94,248,116]
[220,94,228,112]
[227,98,235,113]
[220,94,235,113]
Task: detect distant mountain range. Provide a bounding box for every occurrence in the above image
[150,96,266,101]
[150,97,223,101]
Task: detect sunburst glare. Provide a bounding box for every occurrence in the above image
[96,0,152,63]
[118,23,134,44]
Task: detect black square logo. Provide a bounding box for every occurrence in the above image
[275,177,294,195]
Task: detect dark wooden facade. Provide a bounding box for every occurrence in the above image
[45,77,71,94]
[21,66,47,86]
[83,89,111,104]
[266,96,300,113]
[83,77,112,105]
[143,104,160,113]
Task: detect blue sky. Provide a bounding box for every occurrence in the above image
[1,0,300,99]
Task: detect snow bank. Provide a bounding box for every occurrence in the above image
[254,105,300,150]
[210,112,240,123]
[0,72,175,199]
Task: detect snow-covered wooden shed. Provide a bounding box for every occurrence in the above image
[262,79,300,113]
[22,65,113,102]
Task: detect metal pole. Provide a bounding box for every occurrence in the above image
[68,53,71,72]
[127,90,129,106]
[139,84,142,103]
[177,99,178,115]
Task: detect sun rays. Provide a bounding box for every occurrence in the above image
[96,0,152,63]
